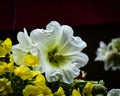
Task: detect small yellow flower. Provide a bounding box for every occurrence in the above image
[54,87,65,96]
[6,62,14,72]
[23,84,53,96]
[33,74,46,85]
[37,85,53,96]
[0,78,13,95]
[14,65,39,80]
[0,38,12,57]
[23,85,42,96]
[72,89,81,96]
[24,54,39,66]
[32,74,53,96]
[2,38,12,53]
[82,81,93,96]
[3,62,14,72]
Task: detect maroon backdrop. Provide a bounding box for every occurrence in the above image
[0,0,120,30]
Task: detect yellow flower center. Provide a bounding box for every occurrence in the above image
[47,47,66,67]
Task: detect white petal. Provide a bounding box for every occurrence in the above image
[12,45,27,65]
[45,63,80,84]
[100,41,106,48]
[30,29,44,43]
[107,89,120,96]
[29,45,40,56]
[59,37,87,56]
[72,53,89,68]
[59,25,73,43]
[46,21,74,46]
[45,69,63,82]
[71,37,87,50]
[30,28,56,50]
[61,66,80,84]
[104,61,113,71]
[17,28,33,48]
[46,21,61,31]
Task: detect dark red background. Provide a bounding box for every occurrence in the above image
[0,0,120,30]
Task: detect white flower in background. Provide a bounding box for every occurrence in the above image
[95,41,110,61]
[107,89,120,96]
[95,41,113,71]
[95,38,120,71]
[30,21,89,84]
[12,28,40,67]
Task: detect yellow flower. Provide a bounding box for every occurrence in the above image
[24,54,39,66]
[82,81,93,96]
[33,74,53,96]
[14,65,39,80]
[33,74,46,85]
[23,85,42,96]
[23,84,53,96]
[2,38,12,53]
[0,62,14,73]
[54,87,65,96]
[0,38,12,57]
[0,46,7,57]
[37,85,53,96]
[72,89,81,96]
[6,62,14,72]
[0,78,13,95]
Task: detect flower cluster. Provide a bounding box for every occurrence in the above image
[0,21,114,96]
[95,38,120,71]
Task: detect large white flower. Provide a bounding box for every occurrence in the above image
[30,21,89,84]
[12,28,40,66]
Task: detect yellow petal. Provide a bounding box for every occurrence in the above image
[72,89,81,96]
[0,46,7,57]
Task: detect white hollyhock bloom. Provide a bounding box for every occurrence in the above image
[95,41,113,70]
[12,28,39,66]
[30,21,89,84]
[95,39,120,71]
[107,89,120,96]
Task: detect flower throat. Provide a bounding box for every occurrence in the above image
[47,48,65,67]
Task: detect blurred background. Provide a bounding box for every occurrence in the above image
[0,0,120,90]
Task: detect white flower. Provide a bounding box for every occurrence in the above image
[12,28,40,66]
[30,21,89,84]
[95,41,114,71]
[107,89,120,96]
[95,39,120,71]
[95,41,110,61]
